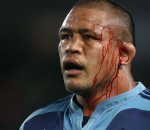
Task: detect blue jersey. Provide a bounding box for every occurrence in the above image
[20,82,150,130]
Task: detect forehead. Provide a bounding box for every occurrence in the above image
[61,8,110,29]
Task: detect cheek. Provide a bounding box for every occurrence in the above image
[86,49,103,75]
[58,44,64,58]
[90,44,120,86]
[58,44,61,55]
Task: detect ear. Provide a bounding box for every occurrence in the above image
[119,42,136,65]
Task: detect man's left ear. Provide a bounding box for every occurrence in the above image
[119,42,136,65]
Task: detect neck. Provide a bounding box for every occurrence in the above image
[76,67,136,116]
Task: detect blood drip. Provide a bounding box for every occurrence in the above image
[87,25,123,116]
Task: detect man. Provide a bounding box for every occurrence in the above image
[20,0,150,130]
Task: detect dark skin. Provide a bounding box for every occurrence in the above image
[58,7,136,116]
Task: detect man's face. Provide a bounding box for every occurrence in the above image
[58,8,120,96]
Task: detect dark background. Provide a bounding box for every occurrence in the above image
[1,0,150,129]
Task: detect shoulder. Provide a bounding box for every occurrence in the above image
[126,82,150,109]
[19,94,73,130]
[107,108,150,130]
[132,87,150,109]
[42,94,73,112]
[107,85,150,130]
[122,86,150,111]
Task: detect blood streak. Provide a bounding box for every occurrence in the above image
[92,27,105,86]
[87,25,122,116]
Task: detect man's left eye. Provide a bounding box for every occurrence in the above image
[83,35,94,40]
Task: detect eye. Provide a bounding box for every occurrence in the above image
[83,34,95,40]
[60,33,72,41]
[83,34,102,42]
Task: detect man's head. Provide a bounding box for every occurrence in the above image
[58,0,136,97]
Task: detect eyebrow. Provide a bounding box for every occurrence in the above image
[59,27,72,34]
[59,27,95,34]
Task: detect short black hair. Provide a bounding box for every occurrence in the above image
[73,0,135,46]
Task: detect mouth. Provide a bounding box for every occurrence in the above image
[64,61,83,71]
[63,59,84,76]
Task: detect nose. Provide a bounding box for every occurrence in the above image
[66,34,83,54]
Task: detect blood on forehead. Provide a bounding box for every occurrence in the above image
[61,19,118,42]
[62,19,103,32]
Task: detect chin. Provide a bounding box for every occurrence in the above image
[65,84,93,97]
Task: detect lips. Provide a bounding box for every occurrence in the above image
[63,59,83,71]
[62,58,84,76]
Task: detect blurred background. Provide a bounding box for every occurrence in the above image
[1,0,150,129]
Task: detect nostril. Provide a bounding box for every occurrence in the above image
[65,37,83,54]
[66,45,80,54]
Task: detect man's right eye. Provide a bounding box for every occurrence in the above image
[60,34,72,40]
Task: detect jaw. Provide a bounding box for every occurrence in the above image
[63,73,93,95]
